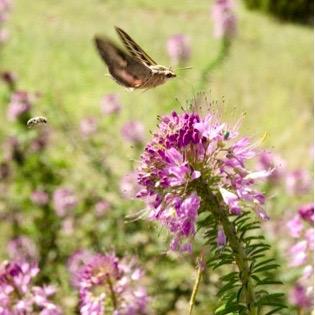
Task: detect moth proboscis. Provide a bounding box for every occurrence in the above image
[94,27,176,90]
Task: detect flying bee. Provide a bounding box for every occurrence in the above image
[27,116,47,128]
[94,27,177,90]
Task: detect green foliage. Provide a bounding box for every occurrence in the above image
[199,211,287,314]
[242,0,314,25]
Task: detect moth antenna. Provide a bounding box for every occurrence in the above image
[173,66,193,71]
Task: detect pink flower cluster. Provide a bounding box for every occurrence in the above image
[52,187,77,217]
[137,109,270,252]
[7,91,33,122]
[68,251,148,315]
[286,202,314,309]
[211,0,237,39]
[167,34,191,65]
[0,0,11,43]
[0,260,62,314]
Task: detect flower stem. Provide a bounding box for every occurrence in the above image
[189,262,203,315]
[198,38,231,91]
[199,184,257,315]
[107,277,117,309]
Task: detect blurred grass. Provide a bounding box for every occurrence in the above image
[1,0,313,166]
[0,1,313,313]
[1,0,313,170]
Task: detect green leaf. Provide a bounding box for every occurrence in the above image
[215,303,246,314]
[253,264,280,273]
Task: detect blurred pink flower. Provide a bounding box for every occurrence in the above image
[289,284,313,309]
[7,236,38,264]
[67,249,93,289]
[95,199,111,217]
[30,129,50,152]
[79,116,98,137]
[305,228,313,249]
[120,120,145,144]
[77,253,148,315]
[52,187,77,217]
[31,190,49,206]
[61,217,74,236]
[7,90,32,121]
[286,169,312,196]
[211,0,237,39]
[298,202,314,224]
[120,171,141,199]
[217,227,226,247]
[286,215,303,238]
[167,34,191,65]
[0,260,62,314]
[0,0,12,13]
[0,28,8,42]
[256,151,287,183]
[100,93,122,115]
[288,241,307,267]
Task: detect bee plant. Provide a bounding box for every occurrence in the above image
[136,100,287,315]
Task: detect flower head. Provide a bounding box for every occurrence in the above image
[75,253,148,315]
[298,202,314,224]
[137,107,268,251]
[7,236,38,264]
[285,169,312,196]
[120,120,145,144]
[211,0,237,39]
[95,199,111,217]
[289,284,313,309]
[7,91,32,121]
[30,128,50,152]
[101,93,122,115]
[67,249,93,289]
[80,117,98,137]
[120,171,142,199]
[52,187,77,217]
[31,190,49,206]
[0,260,61,314]
[167,34,191,65]
[256,151,287,183]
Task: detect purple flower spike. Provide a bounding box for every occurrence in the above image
[167,34,191,65]
[211,0,237,39]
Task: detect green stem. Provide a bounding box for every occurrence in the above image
[107,277,117,309]
[198,37,231,91]
[189,262,203,315]
[198,184,257,315]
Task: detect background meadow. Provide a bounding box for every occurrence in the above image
[0,0,313,314]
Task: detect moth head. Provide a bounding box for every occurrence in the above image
[165,70,176,79]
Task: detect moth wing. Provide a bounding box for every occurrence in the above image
[115,27,157,67]
[94,36,152,89]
